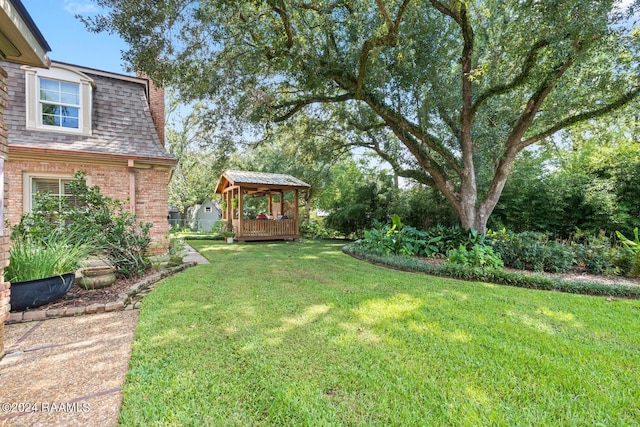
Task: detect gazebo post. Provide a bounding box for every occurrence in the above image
[279,191,284,217]
[238,186,244,239]
[294,189,299,229]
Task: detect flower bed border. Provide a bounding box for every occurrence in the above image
[7,262,196,324]
[343,244,640,299]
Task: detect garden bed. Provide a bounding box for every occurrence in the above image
[8,262,195,323]
[344,245,640,298]
[417,256,640,288]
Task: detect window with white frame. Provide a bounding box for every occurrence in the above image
[39,78,80,129]
[22,64,93,135]
[24,174,82,212]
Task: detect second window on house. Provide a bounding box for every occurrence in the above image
[30,177,79,211]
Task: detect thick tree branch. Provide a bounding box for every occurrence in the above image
[363,131,437,188]
[355,0,410,97]
[506,56,576,147]
[520,86,640,148]
[429,0,460,23]
[270,1,294,49]
[471,39,552,117]
[479,49,581,222]
[272,93,355,122]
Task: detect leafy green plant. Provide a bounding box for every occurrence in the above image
[6,229,91,282]
[575,235,614,275]
[447,244,504,269]
[211,220,236,238]
[615,228,640,276]
[11,171,152,278]
[487,229,576,273]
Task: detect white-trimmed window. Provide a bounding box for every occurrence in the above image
[23,174,84,212]
[39,78,80,129]
[22,64,93,135]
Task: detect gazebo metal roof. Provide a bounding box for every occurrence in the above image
[215,170,310,193]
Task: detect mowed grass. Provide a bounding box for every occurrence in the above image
[120,240,640,426]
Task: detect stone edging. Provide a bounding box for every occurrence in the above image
[6,262,196,324]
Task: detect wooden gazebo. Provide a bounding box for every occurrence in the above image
[214,170,310,241]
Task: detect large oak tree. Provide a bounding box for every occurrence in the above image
[84,0,640,231]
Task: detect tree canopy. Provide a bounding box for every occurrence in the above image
[83,0,640,231]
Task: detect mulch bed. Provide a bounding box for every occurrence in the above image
[30,270,159,311]
[417,256,640,287]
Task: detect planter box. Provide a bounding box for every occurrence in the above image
[77,266,116,290]
[10,273,76,312]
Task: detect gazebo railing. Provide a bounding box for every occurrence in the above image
[233,219,297,238]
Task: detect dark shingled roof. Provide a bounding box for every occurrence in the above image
[2,61,176,163]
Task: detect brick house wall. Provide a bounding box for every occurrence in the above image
[2,61,175,255]
[0,65,9,354]
[5,158,171,253]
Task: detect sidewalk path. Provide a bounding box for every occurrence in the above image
[0,311,138,426]
[182,242,210,265]
[0,243,208,426]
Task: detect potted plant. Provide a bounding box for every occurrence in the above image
[221,221,235,243]
[7,231,92,311]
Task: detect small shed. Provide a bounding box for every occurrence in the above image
[189,200,222,232]
[214,170,310,241]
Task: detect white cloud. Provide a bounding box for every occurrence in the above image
[64,1,98,15]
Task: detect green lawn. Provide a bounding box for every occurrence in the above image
[120,240,640,425]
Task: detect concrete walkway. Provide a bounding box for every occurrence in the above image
[182,242,210,265]
[0,243,209,426]
[0,311,138,426]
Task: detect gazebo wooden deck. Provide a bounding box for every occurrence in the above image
[214,170,310,241]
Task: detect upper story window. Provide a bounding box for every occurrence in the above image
[39,78,80,129]
[22,64,94,136]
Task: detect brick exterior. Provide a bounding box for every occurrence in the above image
[5,158,171,253]
[0,65,9,355]
[0,60,175,259]
[145,75,165,146]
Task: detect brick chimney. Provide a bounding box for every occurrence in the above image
[137,71,165,145]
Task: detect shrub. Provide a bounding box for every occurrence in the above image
[299,220,340,240]
[344,244,640,299]
[447,244,504,269]
[575,235,615,275]
[487,230,575,273]
[11,171,151,278]
[615,228,640,276]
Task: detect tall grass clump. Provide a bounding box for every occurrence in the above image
[6,229,92,282]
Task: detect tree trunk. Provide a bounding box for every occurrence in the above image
[456,204,489,234]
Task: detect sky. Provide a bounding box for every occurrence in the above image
[20,0,129,75]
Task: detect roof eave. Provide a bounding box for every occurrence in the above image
[9,144,178,166]
[0,0,50,67]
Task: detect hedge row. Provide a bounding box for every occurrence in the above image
[343,244,640,299]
